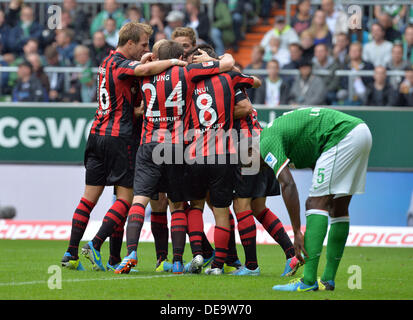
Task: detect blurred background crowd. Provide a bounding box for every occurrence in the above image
[0,0,412,107]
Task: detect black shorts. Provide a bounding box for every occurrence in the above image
[133,143,186,203]
[234,165,280,199]
[84,134,138,188]
[186,163,236,208]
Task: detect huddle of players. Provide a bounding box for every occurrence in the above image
[61,23,301,276]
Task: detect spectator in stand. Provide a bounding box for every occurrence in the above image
[376,12,402,43]
[245,45,267,70]
[287,58,326,105]
[398,67,413,106]
[252,59,290,107]
[403,25,413,66]
[260,15,300,51]
[291,0,312,35]
[164,10,185,40]
[44,45,65,102]
[103,17,119,48]
[90,0,125,37]
[72,45,95,103]
[55,28,78,66]
[333,32,349,65]
[8,5,43,55]
[185,0,213,46]
[149,3,166,48]
[282,42,304,87]
[26,53,50,94]
[228,0,245,50]
[312,43,342,104]
[366,66,399,106]
[212,0,234,55]
[363,23,393,67]
[123,6,145,25]
[307,10,333,48]
[171,27,197,57]
[340,42,374,105]
[300,29,315,61]
[12,61,48,102]
[374,5,407,32]
[89,31,114,67]
[386,44,410,90]
[321,0,348,39]
[0,9,11,54]
[63,0,89,44]
[245,45,267,102]
[263,36,290,67]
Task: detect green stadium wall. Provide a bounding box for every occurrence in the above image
[0,104,412,170]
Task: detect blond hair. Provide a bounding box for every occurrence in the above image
[171,27,196,46]
[152,39,168,59]
[118,22,153,47]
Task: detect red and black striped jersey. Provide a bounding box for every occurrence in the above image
[235,89,262,138]
[90,50,141,138]
[186,71,255,159]
[139,61,220,145]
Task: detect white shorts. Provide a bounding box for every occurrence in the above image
[309,123,372,198]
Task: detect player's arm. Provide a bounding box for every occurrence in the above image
[233,89,252,119]
[234,99,253,119]
[251,76,262,89]
[133,58,187,77]
[277,166,307,263]
[192,50,235,73]
[217,53,235,72]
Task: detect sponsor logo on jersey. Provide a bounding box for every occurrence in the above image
[264,152,277,168]
[128,61,139,66]
[202,61,214,67]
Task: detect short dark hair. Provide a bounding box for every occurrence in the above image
[188,44,218,59]
[158,40,184,60]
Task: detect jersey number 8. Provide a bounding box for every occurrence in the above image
[196,93,217,127]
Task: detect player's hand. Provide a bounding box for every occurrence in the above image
[293,231,307,264]
[140,52,153,64]
[192,49,213,64]
[170,59,188,67]
[134,102,144,117]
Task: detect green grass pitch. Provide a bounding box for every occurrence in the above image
[0,240,412,300]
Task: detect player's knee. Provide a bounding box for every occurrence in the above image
[305,196,332,211]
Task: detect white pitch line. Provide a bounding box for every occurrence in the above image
[0,274,176,287]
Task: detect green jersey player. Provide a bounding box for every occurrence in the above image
[259,107,372,292]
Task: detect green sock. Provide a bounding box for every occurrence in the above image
[303,210,329,286]
[321,216,350,282]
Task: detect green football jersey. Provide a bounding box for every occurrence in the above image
[260,107,364,177]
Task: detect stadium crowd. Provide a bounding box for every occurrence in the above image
[0,0,412,106]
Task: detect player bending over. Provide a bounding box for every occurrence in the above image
[259,107,372,291]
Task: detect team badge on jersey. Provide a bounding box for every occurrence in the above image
[128,61,139,66]
[264,152,278,169]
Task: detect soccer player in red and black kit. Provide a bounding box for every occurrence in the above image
[232,91,302,276]
[183,46,262,275]
[115,40,236,274]
[61,23,188,271]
